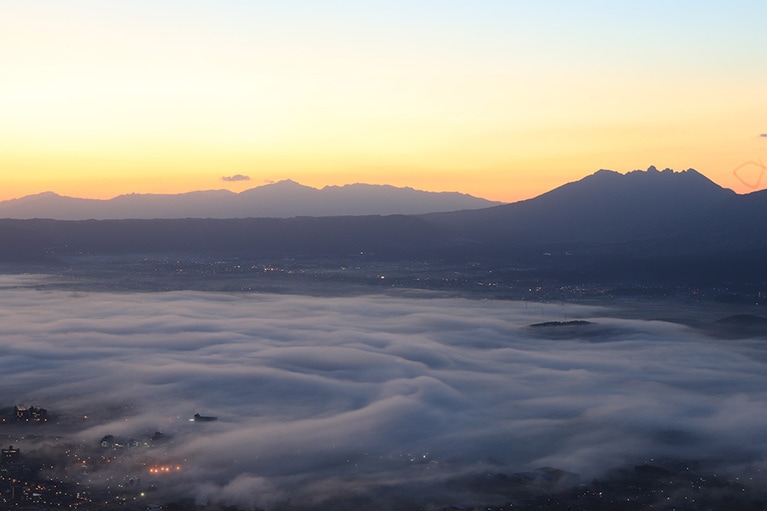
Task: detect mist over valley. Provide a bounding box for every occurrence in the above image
[3,275,767,510]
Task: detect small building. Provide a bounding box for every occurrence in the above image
[13,404,48,423]
[1,445,20,464]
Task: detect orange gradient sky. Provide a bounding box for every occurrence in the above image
[3,1,767,202]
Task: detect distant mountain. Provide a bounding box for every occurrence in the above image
[423,166,737,247]
[420,166,767,283]
[2,166,766,289]
[0,181,502,220]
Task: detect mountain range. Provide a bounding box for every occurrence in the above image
[1,166,766,290]
[0,180,501,220]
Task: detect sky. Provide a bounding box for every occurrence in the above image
[3,1,767,202]
[3,276,767,509]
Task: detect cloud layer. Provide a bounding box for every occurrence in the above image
[1,277,767,509]
[221,174,251,182]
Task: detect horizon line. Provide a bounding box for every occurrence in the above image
[0,166,737,204]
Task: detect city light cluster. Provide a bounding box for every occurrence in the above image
[148,465,181,474]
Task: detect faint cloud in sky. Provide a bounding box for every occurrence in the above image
[731,135,767,189]
[221,174,251,182]
[732,160,765,189]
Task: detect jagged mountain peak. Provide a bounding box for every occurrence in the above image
[588,166,716,183]
[544,166,735,202]
[625,166,714,181]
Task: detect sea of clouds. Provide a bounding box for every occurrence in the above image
[1,274,767,509]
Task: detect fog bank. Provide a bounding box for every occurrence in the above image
[1,276,766,509]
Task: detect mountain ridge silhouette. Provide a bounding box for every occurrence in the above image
[0,180,501,220]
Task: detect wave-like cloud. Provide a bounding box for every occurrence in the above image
[1,278,766,509]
